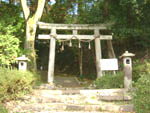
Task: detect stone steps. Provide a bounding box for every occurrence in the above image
[22,92,100,104]
[5,88,134,113]
[32,88,128,95]
[27,111,109,113]
[22,94,131,105]
[99,94,132,101]
[11,103,133,113]
[21,95,99,104]
[32,89,132,101]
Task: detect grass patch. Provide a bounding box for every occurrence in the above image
[94,72,124,89]
[0,104,8,113]
[0,68,40,103]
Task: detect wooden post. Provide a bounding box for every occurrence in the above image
[107,40,116,58]
[79,47,83,77]
[94,29,102,78]
[73,30,77,35]
[107,40,116,74]
[73,29,83,76]
[48,28,56,83]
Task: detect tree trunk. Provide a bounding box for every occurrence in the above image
[103,0,109,20]
[107,40,116,58]
[25,18,37,71]
[20,0,45,71]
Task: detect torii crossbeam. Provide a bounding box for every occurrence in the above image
[37,22,113,83]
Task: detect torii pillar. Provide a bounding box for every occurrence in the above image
[94,29,102,78]
[48,28,56,83]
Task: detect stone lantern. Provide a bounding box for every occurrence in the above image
[120,51,135,89]
[16,55,29,71]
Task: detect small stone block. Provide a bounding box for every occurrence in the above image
[100,104,134,112]
[66,105,83,111]
[99,95,124,101]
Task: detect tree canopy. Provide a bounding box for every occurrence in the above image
[0,0,150,69]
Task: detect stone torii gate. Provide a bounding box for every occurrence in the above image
[37,22,114,83]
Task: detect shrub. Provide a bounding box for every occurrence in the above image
[132,61,150,113]
[94,72,124,89]
[0,3,24,67]
[0,104,8,113]
[132,60,148,83]
[80,74,97,80]
[0,68,39,102]
[133,73,150,113]
[0,23,21,66]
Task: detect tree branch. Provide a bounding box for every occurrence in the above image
[34,0,46,22]
[20,0,30,20]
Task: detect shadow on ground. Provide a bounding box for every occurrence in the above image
[39,71,94,88]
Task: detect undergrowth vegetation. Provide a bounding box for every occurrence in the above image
[94,72,124,89]
[0,104,8,113]
[132,60,147,83]
[133,72,150,113]
[0,68,40,103]
[132,60,150,113]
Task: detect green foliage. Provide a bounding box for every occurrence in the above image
[133,63,150,112]
[132,60,150,83]
[132,60,145,83]
[49,0,77,23]
[0,23,20,66]
[133,73,150,113]
[0,3,25,66]
[80,74,96,80]
[0,3,25,38]
[94,72,124,89]
[0,104,8,113]
[132,60,150,113]
[0,68,39,103]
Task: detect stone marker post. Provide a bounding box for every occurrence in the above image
[16,55,29,71]
[120,51,135,89]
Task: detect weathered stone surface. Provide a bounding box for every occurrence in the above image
[33,88,128,96]
[5,88,134,113]
[100,104,134,112]
[99,95,132,101]
[124,95,132,101]
[62,90,80,95]
[99,95,124,101]
[36,111,109,113]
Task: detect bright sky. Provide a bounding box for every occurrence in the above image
[50,0,56,4]
[1,0,56,4]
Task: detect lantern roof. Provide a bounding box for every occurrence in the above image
[16,55,29,61]
[120,51,135,58]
